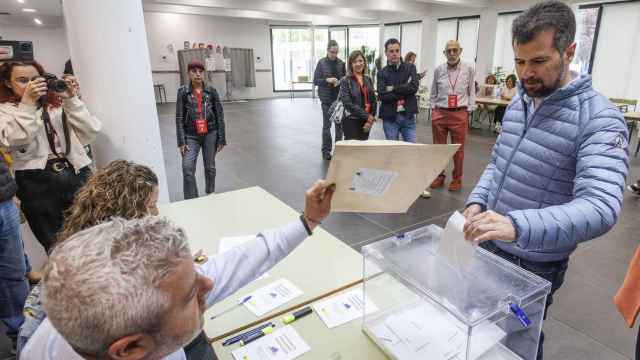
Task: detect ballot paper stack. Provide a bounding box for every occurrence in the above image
[360,215,552,360]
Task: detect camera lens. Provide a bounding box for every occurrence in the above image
[49,79,68,93]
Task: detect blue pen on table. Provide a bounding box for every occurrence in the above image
[222,322,275,347]
[509,302,531,328]
[210,295,252,320]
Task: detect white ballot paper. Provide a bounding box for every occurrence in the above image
[231,325,310,360]
[219,236,269,280]
[242,279,303,317]
[438,211,476,272]
[367,301,506,360]
[312,289,379,328]
[326,140,459,213]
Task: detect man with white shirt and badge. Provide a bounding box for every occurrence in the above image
[429,40,476,192]
[20,181,335,360]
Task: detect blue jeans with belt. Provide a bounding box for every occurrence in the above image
[382,113,417,143]
[481,241,569,360]
[0,199,29,341]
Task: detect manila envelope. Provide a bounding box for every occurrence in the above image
[326,140,460,213]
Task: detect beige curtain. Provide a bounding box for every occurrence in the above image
[229,48,256,88]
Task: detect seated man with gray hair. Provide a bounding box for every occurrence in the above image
[20,181,335,360]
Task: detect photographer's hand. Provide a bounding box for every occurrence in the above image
[179,145,189,156]
[21,78,47,106]
[57,76,78,99]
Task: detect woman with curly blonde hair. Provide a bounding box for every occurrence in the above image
[57,159,159,242]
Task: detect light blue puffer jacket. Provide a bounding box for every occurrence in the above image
[466,74,629,262]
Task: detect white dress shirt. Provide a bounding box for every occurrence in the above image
[20,220,309,360]
[430,61,476,111]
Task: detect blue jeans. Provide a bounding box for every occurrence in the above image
[481,241,568,360]
[0,199,29,339]
[382,113,417,143]
[182,132,218,200]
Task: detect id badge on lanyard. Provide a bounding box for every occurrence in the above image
[448,94,458,108]
[448,67,461,109]
[194,89,208,135]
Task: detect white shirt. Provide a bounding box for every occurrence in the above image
[430,61,476,111]
[20,220,309,360]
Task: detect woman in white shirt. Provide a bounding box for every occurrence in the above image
[0,60,101,252]
[494,74,518,133]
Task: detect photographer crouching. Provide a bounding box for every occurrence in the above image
[0,60,101,253]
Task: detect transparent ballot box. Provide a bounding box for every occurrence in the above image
[361,224,551,360]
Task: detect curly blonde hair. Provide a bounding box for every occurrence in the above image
[57,160,159,243]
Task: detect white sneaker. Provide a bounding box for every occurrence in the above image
[421,190,431,198]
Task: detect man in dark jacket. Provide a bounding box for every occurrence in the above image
[377,38,419,143]
[313,40,346,160]
[176,60,226,199]
[0,155,29,355]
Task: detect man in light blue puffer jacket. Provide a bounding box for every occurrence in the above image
[463,2,629,359]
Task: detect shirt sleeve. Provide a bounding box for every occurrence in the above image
[198,220,309,308]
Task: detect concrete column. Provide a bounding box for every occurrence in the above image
[61,0,170,203]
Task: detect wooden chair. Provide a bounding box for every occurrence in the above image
[610,98,638,138]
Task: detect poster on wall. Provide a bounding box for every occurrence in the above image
[206,57,216,71]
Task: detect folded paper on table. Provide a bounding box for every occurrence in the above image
[231,325,310,360]
[312,288,378,329]
[242,279,303,317]
[326,140,460,213]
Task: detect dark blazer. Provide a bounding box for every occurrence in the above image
[376,62,419,119]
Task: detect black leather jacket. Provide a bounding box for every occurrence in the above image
[175,83,226,147]
[339,75,378,120]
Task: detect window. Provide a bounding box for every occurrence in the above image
[492,12,521,76]
[434,17,478,67]
[572,7,600,74]
[401,22,422,69]
[591,2,640,100]
[329,27,348,61]
[314,27,329,66]
[348,26,380,71]
[271,27,313,91]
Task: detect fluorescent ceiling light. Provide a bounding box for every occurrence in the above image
[34,18,42,25]
[17,0,25,3]
[22,8,37,12]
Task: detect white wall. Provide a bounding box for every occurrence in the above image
[143,12,276,102]
[0,24,70,76]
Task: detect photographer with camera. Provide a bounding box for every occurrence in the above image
[0,60,101,253]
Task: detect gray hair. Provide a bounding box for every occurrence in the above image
[512,1,576,54]
[42,216,191,357]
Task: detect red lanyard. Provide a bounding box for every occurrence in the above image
[447,65,461,93]
[194,88,204,118]
[355,76,370,112]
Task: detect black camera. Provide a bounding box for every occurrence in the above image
[32,73,68,93]
[0,40,34,62]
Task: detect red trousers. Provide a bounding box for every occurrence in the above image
[431,108,468,180]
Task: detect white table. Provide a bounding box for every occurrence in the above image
[159,187,364,341]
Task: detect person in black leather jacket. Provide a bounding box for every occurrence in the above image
[313,40,346,160]
[175,60,226,199]
[339,50,377,140]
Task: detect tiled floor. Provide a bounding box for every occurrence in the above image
[2,97,638,359]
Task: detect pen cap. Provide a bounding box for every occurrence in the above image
[283,314,295,325]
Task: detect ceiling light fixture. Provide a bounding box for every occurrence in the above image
[22,8,37,12]
[34,18,42,25]
[17,0,25,3]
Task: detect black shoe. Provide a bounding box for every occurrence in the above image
[628,183,640,195]
[322,153,332,160]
